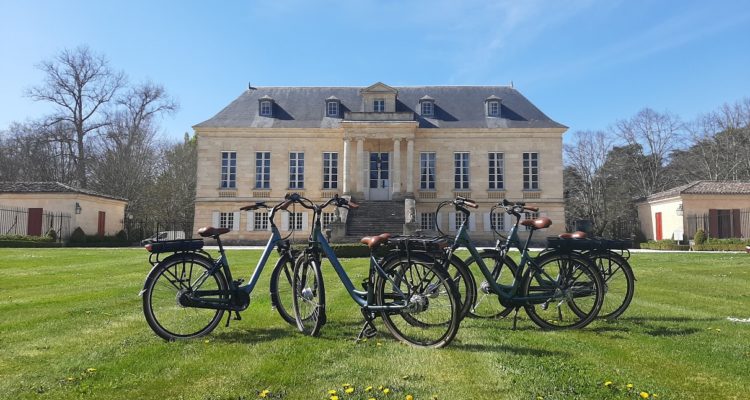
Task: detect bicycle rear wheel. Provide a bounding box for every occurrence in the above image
[142,255,227,340]
[292,255,326,336]
[587,250,635,319]
[375,253,461,348]
[463,249,518,318]
[522,253,603,330]
[269,253,297,326]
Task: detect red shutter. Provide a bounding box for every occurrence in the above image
[708,209,718,238]
[732,209,742,238]
[655,212,663,241]
[28,208,43,236]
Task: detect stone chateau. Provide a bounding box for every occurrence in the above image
[193,82,566,243]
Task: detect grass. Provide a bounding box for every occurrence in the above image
[1,249,749,399]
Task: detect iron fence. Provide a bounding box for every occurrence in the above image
[125,219,195,244]
[0,206,71,242]
[686,208,749,239]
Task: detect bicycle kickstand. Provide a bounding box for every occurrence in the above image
[356,308,378,342]
[225,310,242,327]
[511,307,521,331]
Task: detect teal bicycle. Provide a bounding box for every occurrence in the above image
[289,193,462,348]
[442,197,604,329]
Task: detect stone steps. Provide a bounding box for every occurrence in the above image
[345,200,404,240]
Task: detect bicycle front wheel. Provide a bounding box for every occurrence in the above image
[375,253,461,348]
[292,255,326,336]
[522,253,603,330]
[269,253,297,326]
[142,255,227,340]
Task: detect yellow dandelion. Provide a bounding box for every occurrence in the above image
[378,386,384,390]
[716,328,721,332]
[640,392,649,399]
[259,389,270,398]
[626,383,634,389]
[604,381,612,387]
[204,339,210,343]
[345,387,355,394]
[406,395,414,400]
[365,386,373,392]
[66,377,75,381]
[377,342,383,347]
[537,397,544,400]
[328,389,337,395]
[86,368,97,373]
[331,396,339,400]
[369,398,377,400]
[383,388,391,394]
[652,394,659,398]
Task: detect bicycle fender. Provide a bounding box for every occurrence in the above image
[138,252,215,297]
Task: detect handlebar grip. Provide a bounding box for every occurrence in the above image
[524,206,539,212]
[240,205,254,211]
[465,201,478,209]
[347,200,360,209]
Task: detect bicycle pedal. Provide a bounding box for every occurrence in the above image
[356,321,378,341]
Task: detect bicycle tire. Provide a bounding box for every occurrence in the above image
[292,255,326,336]
[375,253,461,348]
[142,255,227,340]
[445,254,476,320]
[586,250,635,320]
[269,253,297,326]
[463,249,518,319]
[522,252,604,330]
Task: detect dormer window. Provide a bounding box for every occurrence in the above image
[259,95,274,117]
[485,95,501,117]
[419,95,435,117]
[373,99,385,112]
[325,96,340,117]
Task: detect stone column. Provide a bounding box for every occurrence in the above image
[356,138,365,195]
[406,139,414,194]
[392,138,401,197]
[342,138,350,194]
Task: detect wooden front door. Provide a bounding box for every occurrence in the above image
[655,212,663,241]
[97,211,106,237]
[28,208,43,236]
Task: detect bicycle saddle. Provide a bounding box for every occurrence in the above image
[360,233,392,250]
[197,226,231,237]
[520,217,552,230]
[559,231,587,239]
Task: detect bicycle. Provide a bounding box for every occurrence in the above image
[289,193,462,348]
[140,198,301,340]
[446,198,604,329]
[543,232,635,320]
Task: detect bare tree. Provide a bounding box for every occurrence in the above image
[612,108,685,197]
[563,130,612,234]
[26,46,126,188]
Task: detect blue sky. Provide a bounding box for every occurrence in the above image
[1,0,749,143]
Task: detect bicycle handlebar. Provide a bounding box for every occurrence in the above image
[240,202,268,211]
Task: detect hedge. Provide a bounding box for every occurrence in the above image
[0,235,61,248]
[692,243,749,251]
[640,240,690,251]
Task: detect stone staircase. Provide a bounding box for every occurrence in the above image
[344,200,405,241]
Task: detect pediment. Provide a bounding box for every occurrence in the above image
[360,82,398,94]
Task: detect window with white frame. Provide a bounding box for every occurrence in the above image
[253,211,269,230]
[322,212,335,228]
[220,151,237,189]
[260,101,272,116]
[523,152,539,190]
[454,152,470,190]
[326,101,339,117]
[289,212,304,230]
[420,212,436,230]
[490,211,505,231]
[255,152,270,189]
[454,212,467,230]
[488,100,500,116]
[373,99,385,112]
[420,152,436,190]
[421,101,433,116]
[488,152,504,190]
[289,152,304,189]
[323,152,338,189]
[219,212,234,229]
[524,211,540,231]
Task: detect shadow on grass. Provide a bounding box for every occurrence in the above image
[455,342,568,357]
[620,316,721,323]
[213,327,296,343]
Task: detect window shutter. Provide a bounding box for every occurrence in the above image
[449,212,456,231]
[469,214,476,231]
[212,212,220,228]
[232,212,240,231]
[732,209,741,237]
[281,212,289,231]
[301,212,309,231]
[483,213,491,231]
[708,209,718,237]
[247,211,255,231]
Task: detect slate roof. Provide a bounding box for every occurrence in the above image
[194,85,566,129]
[0,182,128,202]
[644,181,750,202]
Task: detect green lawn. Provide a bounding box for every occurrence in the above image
[1,249,748,400]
